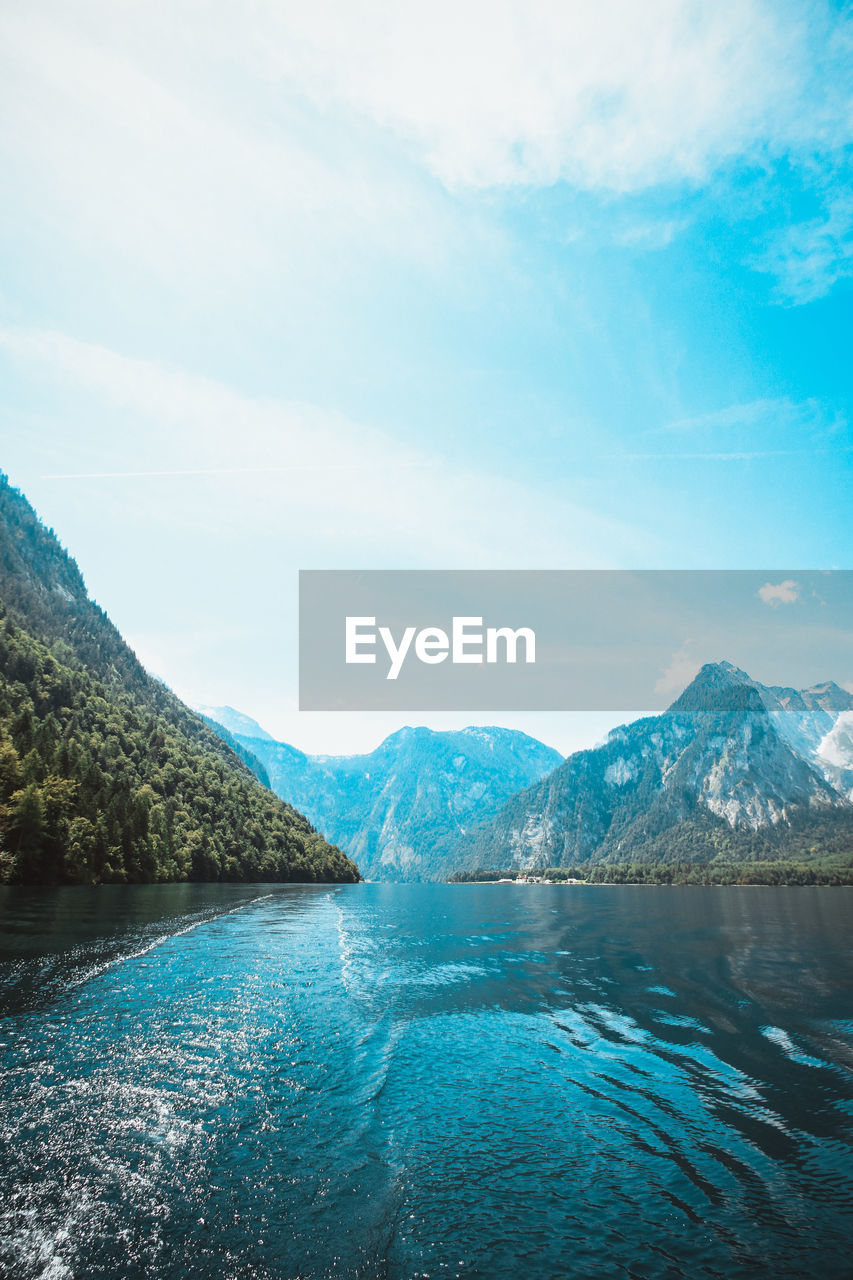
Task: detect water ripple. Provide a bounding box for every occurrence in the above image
[0,884,852,1278]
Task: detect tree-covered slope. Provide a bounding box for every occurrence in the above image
[0,474,359,885]
[198,713,273,789]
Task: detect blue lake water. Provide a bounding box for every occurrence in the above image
[1,883,852,1279]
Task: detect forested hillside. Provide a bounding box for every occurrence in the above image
[0,474,359,885]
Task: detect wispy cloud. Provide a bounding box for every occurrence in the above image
[252,0,837,194]
[2,0,852,325]
[612,218,691,251]
[5,1,852,213]
[41,466,421,480]
[653,397,841,436]
[607,449,822,462]
[626,396,851,462]
[0,6,462,289]
[754,194,853,305]
[1,324,656,569]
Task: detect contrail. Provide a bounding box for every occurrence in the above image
[41,467,264,479]
[40,464,419,479]
[600,449,823,462]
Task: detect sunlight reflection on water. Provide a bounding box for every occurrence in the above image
[1,883,852,1279]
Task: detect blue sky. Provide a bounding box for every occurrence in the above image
[1,0,851,754]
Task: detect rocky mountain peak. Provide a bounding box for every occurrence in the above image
[667,661,764,716]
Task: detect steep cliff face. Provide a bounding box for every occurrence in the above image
[455,663,853,873]
[753,674,853,797]
[220,724,564,881]
[666,664,841,828]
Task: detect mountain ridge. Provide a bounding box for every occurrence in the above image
[207,662,853,881]
[452,661,853,875]
[217,723,564,881]
[196,705,275,741]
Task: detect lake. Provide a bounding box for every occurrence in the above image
[1,883,852,1279]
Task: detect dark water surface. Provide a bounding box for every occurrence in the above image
[1,883,852,1279]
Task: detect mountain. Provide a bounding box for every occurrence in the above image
[219,724,564,881]
[0,474,359,885]
[453,662,853,874]
[196,714,274,789]
[752,675,853,800]
[195,705,275,741]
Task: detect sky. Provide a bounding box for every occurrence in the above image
[1,0,851,755]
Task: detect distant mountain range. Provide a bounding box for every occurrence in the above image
[0,476,359,886]
[453,662,853,874]
[8,463,849,889]
[201,718,563,881]
[207,662,853,881]
[197,705,275,742]
[758,677,853,800]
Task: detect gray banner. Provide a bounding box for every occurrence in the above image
[299,570,853,710]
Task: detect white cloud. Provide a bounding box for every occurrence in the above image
[758,580,801,606]
[0,324,655,570]
[817,710,853,770]
[4,1,851,217]
[252,0,849,193]
[755,194,853,305]
[0,6,461,287]
[654,643,700,697]
[2,0,852,317]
